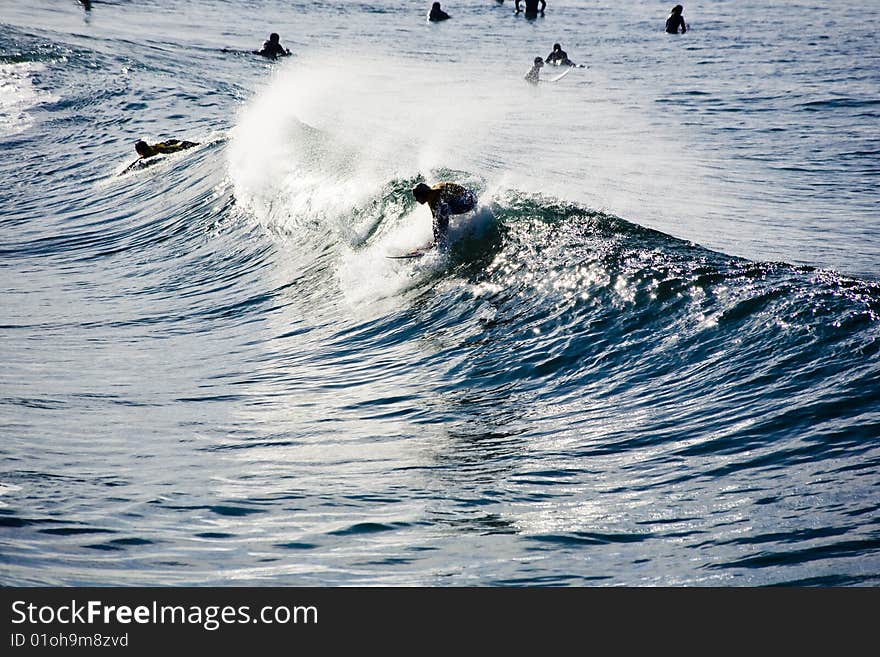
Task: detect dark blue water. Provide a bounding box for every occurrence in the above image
[1,0,879,586]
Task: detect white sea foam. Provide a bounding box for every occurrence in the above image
[0,62,55,137]
[227,50,718,306]
[227,50,716,244]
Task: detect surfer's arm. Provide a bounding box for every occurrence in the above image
[539,0,546,10]
[119,159,141,175]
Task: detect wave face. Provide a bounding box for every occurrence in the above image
[1,0,879,586]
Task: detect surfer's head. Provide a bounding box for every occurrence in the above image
[432,2,441,9]
[134,140,154,157]
[268,33,280,43]
[534,56,544,66]
[553,43,562,52]
[671,5,683,14]
[412,183,431,204]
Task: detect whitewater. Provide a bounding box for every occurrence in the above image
[1,0,878,585]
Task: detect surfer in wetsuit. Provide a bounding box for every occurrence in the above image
[524,56,544,84]
[515,0,545,18]
[121,139,199,174]
[257,33,291,59]
[665,5,687,34]
[428,2,451,21]
[412,182,477,246]
[546,43,576,67]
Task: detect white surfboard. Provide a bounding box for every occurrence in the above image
[547,67,573,83]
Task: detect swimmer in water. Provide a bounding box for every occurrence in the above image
[665,5,687,34]
[412,182,477,247]
[428,2,451,21]
[524,56,544,84]
[257,33,291,59]
[546,43,577,67]
[515,0,546,19]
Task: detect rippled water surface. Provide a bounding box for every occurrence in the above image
[1,0,879,586]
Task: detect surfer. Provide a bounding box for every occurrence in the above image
[256,33,291,59]
[412,182,477,246]
[546,43,577,67]
[524,56,544,84]
[515,0,545,18]
[121,139,199,174]
[428,2,451,21]
[665,5,687,34]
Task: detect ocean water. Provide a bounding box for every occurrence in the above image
[1,0,878,586]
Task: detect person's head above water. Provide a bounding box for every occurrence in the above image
[134,140,153,157]
[432,2,441,9]
[553,43,562,52]
[534,56,544,65]
[268,33,280,43]
[671,4,683,14]
[413,183,432,204]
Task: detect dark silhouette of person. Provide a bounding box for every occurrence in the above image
[412,182,477,246]
[121,139,199,174]
[515,0,546,18]
[546,43,576,67]
[257,33,291,59]
[665,5,687,34]
[428,2,451,21]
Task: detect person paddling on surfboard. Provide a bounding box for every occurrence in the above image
[412,182,477,247]
[546,43,580,67]
[256,33,291,59]
[120,139,199,174]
